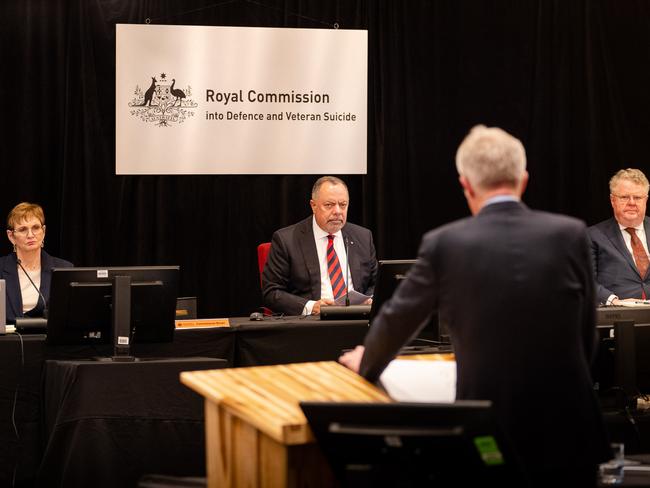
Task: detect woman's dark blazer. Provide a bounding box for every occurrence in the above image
[0,250,73,323]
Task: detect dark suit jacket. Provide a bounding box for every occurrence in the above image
[360,201,609,479]
[262,216,377,315]
[0,250,73,323]
[588,217,650,303]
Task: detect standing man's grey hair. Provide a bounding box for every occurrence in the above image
[312,176,348,199]
[609,168,650,194]
[455,125,527,191]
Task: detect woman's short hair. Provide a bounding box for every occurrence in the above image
[455,125,527,191]
[7,202,45,230]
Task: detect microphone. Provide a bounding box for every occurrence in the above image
[344,235,350,307]
[17,258,48,319]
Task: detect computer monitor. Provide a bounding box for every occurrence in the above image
[300,400,524,487]
[369,260,414,320]
[46,267,180,356]
[594,306,650,401]
[369,259,440,343]
[596,305,650,327]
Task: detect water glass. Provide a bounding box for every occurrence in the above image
[599,443,624,485]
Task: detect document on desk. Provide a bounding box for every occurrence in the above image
[613,300,650,307]
[379,359,457,403]
[334,289,372,306]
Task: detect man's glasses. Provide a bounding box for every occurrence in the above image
[612,194,648,203]
[11,224,44,236]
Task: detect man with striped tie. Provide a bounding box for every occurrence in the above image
[262,176,377,315]
[588,168,650,305]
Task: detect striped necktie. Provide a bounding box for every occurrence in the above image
[327,234,347,299]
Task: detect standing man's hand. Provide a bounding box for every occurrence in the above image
[339,345,365,373]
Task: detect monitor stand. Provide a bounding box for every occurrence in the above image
[95,275,137,362]
[613,320,637,410]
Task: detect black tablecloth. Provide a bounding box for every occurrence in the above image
[230,315,369,366]
[37,358,226,488]
[0,317,369,486]
[0,335,46,487]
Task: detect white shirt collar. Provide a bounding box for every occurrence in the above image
[618,221,645,232]
[312,215,343,240]
[483,194,520,207]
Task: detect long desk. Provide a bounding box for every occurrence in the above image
[0,317,369,486]
[228,316,369,366]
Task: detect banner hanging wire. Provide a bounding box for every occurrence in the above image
[145,0,338,28]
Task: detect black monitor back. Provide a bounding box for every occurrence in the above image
[596,305,650,327]
[301,400,524,487]
[595,306,650,394]
[47,266,179,346]
[370,259,440,343]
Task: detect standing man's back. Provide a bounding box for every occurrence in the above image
[426,203,604,480]
[341,125,610,486]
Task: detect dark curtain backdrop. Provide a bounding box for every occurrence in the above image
[1,0,649,318]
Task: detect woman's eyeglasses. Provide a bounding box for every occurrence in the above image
[11,224,44,236]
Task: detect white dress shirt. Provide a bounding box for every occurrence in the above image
[303,216,355,315]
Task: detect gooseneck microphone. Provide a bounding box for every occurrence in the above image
[17,258,48,318]
[344,235,351,307]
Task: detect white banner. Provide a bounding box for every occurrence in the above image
[115,25,367,175]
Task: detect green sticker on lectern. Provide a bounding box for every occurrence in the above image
[473,436,505,466]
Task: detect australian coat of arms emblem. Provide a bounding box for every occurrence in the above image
[129,73,198,126]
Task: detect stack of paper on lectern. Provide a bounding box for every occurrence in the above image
[379,359,457,403]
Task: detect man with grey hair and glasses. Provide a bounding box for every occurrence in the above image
[589,168,650,305]
[340,125,610,485]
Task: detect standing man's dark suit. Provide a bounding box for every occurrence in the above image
[359,201,609,481]
[0,250,73,323]
[340,126,610,485]
[589,217,650,303]
[262,216,377,315]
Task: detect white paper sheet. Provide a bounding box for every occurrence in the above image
[334,289,371,306]
[379,359,457,403]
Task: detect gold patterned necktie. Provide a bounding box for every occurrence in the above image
[625,227,650,282]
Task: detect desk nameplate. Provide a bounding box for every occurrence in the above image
[175,318,230,328]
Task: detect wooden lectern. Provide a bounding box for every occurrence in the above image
[180,361,390,487]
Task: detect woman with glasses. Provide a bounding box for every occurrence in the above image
[0,202,72,323]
